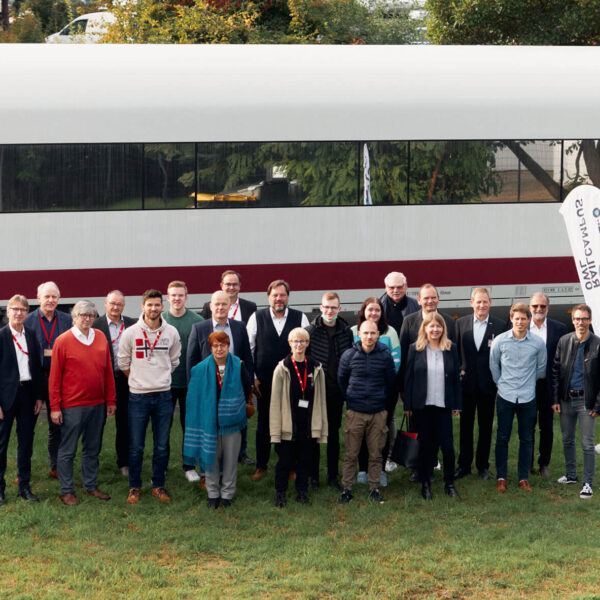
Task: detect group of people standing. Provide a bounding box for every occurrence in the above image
[0,270,596,509]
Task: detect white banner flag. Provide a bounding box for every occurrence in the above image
[363,143,372,205]
[559,184,600,333]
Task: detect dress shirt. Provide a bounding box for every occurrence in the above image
[228,299,243,322]
[246,308,310,354]
[212,318,235,355]
[107,316,125,368]
[10,325,31,381]
[489,330,546,403]
[529,318,547,344]
[425,345,445,407]
[71,326,95,346]
[473,316,489,351]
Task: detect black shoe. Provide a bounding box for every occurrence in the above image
[328,478,343,491]
[444,483,460,498]
[454,467,471,479]
[207,497,220,509]
[275,492,287,508]
[0,492,5,506]
[238,453,255,466]
[409,470,420,483]
[478,468,490,480]
[18,488,40,502]
[368,488,385,504]
[338,489,353,504]
[220,498,232,508]
[421,481,433,500]
[309,478,320,491]
[296,491,309,504]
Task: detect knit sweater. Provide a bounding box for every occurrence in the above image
[49,330,116,411]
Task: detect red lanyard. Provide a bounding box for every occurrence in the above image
[215,364,224,390]
[291,357,308,396]
[111,322,125,345]
[39,314,57,345]
[12,333,29,356]
[231,301,239,320]
[142,329,162,361]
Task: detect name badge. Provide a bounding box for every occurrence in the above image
[298,399,309,409]
[44,349,53,357]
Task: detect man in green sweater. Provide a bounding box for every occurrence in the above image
[162,280,203,483]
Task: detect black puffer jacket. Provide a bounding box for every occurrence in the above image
[306,315,354,375]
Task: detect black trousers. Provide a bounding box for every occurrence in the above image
[311,388,344,482]
[275,437,316,494]
[0,382,36,493]
[532,379,554,468]
[33,372,61,470]
[413,406,455,484]
[256,377,273,470]
[457,391,495,472]
[170,386,194,471]
[114,371,130,468]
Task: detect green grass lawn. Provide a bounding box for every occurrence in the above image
[2,412,600,600]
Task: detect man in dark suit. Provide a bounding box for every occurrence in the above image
[92,290,136,476]
[0,295,44,505]
[529,292,568,477]
[200,270,257,324]
[455,287,507,480]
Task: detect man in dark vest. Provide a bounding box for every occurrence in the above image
[246,279,309,480]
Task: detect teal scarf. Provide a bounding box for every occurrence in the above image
[183,353,247,472]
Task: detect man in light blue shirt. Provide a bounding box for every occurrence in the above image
[490,302,546,492]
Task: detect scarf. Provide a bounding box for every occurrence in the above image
[183,352,247,472]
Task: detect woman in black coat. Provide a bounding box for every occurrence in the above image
[404,313,461,500]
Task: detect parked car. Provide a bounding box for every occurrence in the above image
[45,11,115,43]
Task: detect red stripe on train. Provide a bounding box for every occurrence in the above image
[0,256,578,298]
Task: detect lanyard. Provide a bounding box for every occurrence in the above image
[215,364,224,390]
[39,314,57,345]
[142,329,162,361]
[291,357,308,396]
[12,333,29,356]
[231,301,239,320]
[111,322,125,345]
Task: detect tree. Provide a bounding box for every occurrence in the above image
[425,0,600,197]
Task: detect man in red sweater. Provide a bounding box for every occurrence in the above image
[49,300,116,506]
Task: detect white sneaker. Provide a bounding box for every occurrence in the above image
[385,460,398,473]
[380,472,388,487]
[357,471,368,484]
[434,461,441,471]
[595,443,600,455]
[580,483,593,499]
[119,466,129,477]
[557,475,578,484]
[185,470,201,483]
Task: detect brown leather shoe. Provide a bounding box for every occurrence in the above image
[289,471,296,481]
[518,479,533,492]
[496,479,507,492]
[251,468,266,481]
[83,488,111,501]
[59,493,78,506]
[200,476,206,490]
[49,469,58,479]
[127,488,141,504]
[152,487,171,502]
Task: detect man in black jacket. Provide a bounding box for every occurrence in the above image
[306,292,353,490]
[455,287,506,480]
[552,303,600,499]
[379,271,419,338]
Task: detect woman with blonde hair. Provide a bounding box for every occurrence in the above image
[404,313,461,500]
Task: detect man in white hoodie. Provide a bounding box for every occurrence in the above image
[118,289,181,504]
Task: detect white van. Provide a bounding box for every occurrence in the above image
[45,11,116,44]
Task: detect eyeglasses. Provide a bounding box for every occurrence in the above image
[531,304,548,309]
[77,314,95,320]
[8,307,28,313]
[321,305,340,312]
[290,340,308,345]
[573,317,590,322]
[387,286,405,290]
[211,343,229,349]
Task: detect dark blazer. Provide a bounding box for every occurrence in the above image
[200,297,257,324]
[403,341,462,412]
[187,318,253,382]
[537,317,568,399]
[0,325,44,411]
[23,307,72,370]
[92,314,137,369]
[456,314,508,396]
[552,332,600,413]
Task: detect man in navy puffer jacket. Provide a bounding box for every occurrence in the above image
[337,320,396,504]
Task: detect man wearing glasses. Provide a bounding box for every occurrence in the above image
[528,293,567,478]
[49,301,116,506]
[306,292,353,490]
[201,270,257,324]
[552,304,600,499]
[379,271,419,338]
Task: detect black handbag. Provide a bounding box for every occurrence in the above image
[391,415,419,469]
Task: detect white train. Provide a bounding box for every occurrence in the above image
[2,44,600,316]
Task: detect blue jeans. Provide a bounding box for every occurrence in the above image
[559,398,596,485]
[495,395,537,481]
[128,391,173,489]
